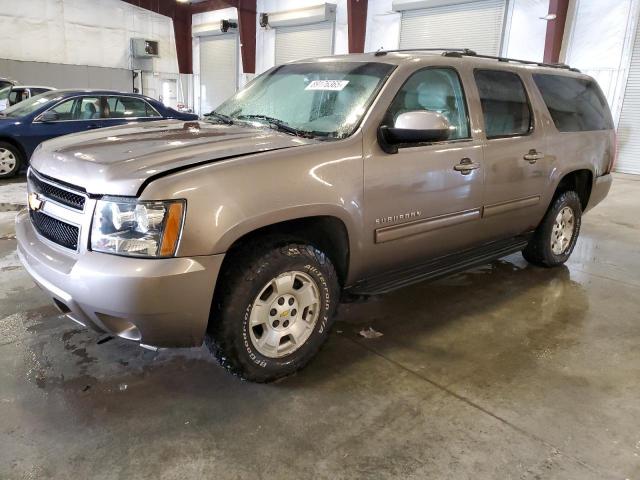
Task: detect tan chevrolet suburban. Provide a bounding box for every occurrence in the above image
[16,49,616,382]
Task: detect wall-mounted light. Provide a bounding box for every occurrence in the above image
[540,13,557,21]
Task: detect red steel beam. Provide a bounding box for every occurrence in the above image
[347,0,368,54]
[543,0,570,64]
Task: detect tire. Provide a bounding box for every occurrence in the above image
[523,191,582,267]
[0,142,23,179]
[205,241,340,382]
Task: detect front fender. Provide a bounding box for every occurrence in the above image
[139,137,365,260]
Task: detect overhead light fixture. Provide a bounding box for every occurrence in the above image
[176,0,189,3]
[540,13,557,20]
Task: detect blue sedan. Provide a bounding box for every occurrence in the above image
[0,90,199,178]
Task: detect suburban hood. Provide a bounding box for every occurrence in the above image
[30,120,317,196]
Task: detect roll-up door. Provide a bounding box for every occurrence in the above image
[399,0,507,56]
[616,20,640,174]
[275,21,334,65]
[199,33,238,114]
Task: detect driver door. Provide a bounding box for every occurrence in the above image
[361,67,486,278]
[27,96,104,155]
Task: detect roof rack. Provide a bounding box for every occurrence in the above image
[374,48,581,72]
[374,47,471,56]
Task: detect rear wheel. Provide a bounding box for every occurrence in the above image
[0,142,22,179]
[523,191,582,267]
[206,241,340,382]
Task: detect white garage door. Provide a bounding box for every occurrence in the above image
[399,0,507,55]
[275,21,334,65]
[199,33,238,114]
[616,19,640,174]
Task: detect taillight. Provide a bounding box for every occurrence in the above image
[606,131,618,175]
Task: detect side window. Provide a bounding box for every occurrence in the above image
[76,97,101,120]
[49,98,77,120]
[106,96,159,118]
[474,70,532,138]
[145,102,161,118]
[8,90,20,104]
[386,68,470,140]
[532,74,614,132]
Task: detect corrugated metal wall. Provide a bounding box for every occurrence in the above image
[274,22,334,65]
[199,34,238,113]
[617,22,640,175]
[399,0,507,55]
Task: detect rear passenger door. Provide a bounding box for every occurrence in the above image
[474,69,552,240]
[104,96,162,125]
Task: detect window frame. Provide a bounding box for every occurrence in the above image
[381,65,472,149]
[473,68,535,140]
[103,95,162,120]
[531,73,614,134]
[34,95,101,123]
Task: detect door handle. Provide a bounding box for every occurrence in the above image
[454,157,480,175]
[523,149,544,164]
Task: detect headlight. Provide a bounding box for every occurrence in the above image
[91,198,185,257]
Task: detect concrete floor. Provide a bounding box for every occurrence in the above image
[1,174,639,480]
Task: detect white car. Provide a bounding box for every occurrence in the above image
[0,85,55,112]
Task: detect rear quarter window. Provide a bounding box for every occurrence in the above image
[532,74,614,132]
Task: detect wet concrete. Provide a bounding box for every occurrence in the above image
[1,173,639,479]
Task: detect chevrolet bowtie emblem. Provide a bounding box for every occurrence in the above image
[28,192,44,212]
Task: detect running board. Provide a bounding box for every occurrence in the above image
[346,236,531,296]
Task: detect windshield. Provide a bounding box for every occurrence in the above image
[2,90,61,118]
[214,62,394,139]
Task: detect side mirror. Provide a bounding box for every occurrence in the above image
[38,110,59,123]
[378,110,451,154]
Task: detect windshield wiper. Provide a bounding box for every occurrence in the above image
[204,110,234,125]
[235,114,316,138]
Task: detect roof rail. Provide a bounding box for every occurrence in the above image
[443,50,581,72]
[374,47,581,72]
[374,47,474,56]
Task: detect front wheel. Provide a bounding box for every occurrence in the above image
[523,190,582,267]
[206,241,340,382]
[0,142,23,179]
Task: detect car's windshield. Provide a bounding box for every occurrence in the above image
[213,62,394,139]
[2,91,61,118]
[0,87,10,101]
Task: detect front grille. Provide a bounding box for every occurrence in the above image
[30,210,79,250]
[28,171,86,211]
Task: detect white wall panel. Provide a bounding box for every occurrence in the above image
[503,0,549,62]
[0,0,179,76]
[562,0,638,121]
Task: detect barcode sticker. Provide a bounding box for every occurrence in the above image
[305,80,350,91]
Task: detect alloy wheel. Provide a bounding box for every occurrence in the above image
[249,271,321,358]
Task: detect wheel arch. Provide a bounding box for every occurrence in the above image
[0,136,27,161]
[553,168,593,211]
[217,214,351,288]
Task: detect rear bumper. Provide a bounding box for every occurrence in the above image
[585,174,612,213]
[16,209,224,347]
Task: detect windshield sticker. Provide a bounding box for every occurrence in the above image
[305,80,350,91]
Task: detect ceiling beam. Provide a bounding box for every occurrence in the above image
[347,0,368,54]
[543,0,570,64]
